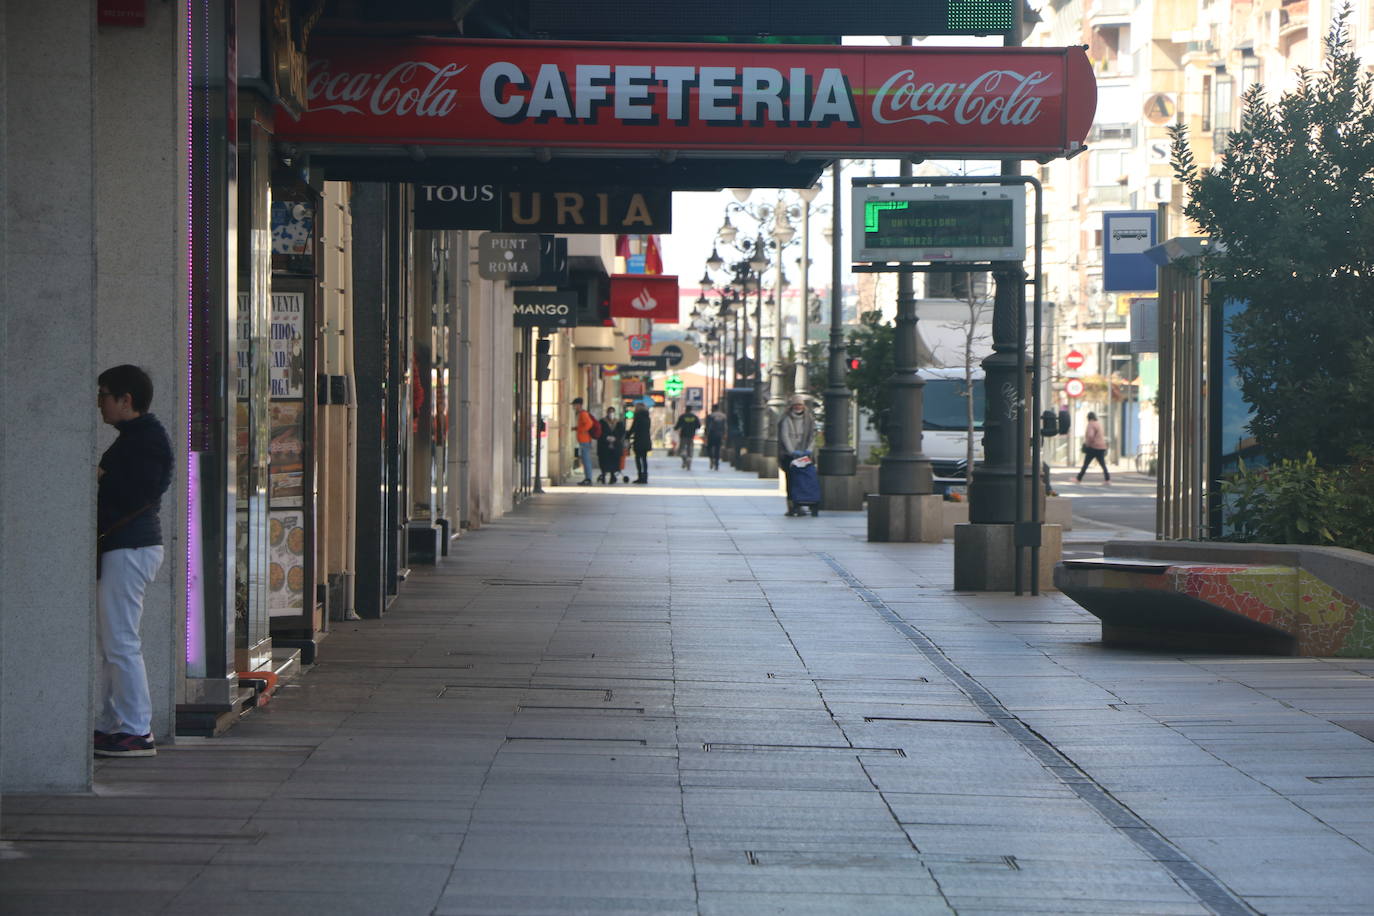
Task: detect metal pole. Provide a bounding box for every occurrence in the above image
[749,255,768,463]
[795,197,811,396]
[765,202,787,474]
[820,160,856,478]
[1102,300,1111,467]
[877,146,934,496]
[534,331,544,494]
[1029,183,1044,594]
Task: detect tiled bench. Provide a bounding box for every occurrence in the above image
[1054,541,1374,657]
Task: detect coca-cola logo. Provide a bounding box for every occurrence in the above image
[305,61,465,118]
[872,68,1051,127]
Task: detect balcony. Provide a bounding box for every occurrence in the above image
[1088,185,1133,206]
[1089,123,1135,145]
[1088,0,1134,27]
[1279,0,1309,51]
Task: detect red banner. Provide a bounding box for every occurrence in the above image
[610,275,679,323]
[280,39,1096,159]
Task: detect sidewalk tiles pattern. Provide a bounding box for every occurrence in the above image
[3,458,1373,915]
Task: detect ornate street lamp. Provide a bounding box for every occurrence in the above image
[818,161,859,508]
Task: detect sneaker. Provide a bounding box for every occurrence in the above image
[94,732,156,757]
[578,479,592,486]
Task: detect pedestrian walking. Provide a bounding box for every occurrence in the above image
[597,406,627,484]
[704,402,728,470]
[95,365,174,758]
[1077,410,1111,484]
[572,397,597,486]
[673,405,701,469]
[629,403,652,484]
[778,394,820,516]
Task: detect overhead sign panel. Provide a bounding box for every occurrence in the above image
[528,0,1016,39]
[513,290,579,328]
[1103,211,1159,292]
[283,40,1096,159]
[477,233,541,279]
[610,275,679,323]
[414,184,670,234]
[852,186,1026,262]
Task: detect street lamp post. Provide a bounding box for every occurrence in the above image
[750,242,771,473]
[818,161,860,508]
[867,154,940,541]
[794,184,821,397]
[709,190,814,477]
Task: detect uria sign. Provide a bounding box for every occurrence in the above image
[281,39,1096,159]
[414,184,669,233]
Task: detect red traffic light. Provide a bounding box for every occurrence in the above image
[846,357,862,370]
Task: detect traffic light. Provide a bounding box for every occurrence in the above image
[535,337,551,381]
[1041,409,1060,438]
[846,357,862,371]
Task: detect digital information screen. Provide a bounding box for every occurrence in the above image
[852,186,1026,263]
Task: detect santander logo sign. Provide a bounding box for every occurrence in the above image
[283,40,1096,159]
[629,288,658,312]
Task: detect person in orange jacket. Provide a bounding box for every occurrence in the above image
[572,397,596,486]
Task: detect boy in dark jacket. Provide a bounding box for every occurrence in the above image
[95,365,173,757]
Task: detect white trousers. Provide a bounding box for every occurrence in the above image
[97,546,163,736]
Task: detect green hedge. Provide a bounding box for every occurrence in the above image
[1222,454,1374,553]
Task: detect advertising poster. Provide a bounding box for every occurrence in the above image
[270,292,306,398]
[235,402,251,504]
[268,402,304,506]
[236,293,253,398]
[268,509,306,616]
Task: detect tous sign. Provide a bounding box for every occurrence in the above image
[282,39,1096,159]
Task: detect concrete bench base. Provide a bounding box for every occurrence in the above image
[1055,543,1374,657]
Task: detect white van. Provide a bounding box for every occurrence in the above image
[919,367,984,489]
[853,367,985,490]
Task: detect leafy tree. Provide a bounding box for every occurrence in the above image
[844,310,896,436]
[1170,9,1374,464]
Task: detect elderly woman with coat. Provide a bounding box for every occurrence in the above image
[778,394,819,516]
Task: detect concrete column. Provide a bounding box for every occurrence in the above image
[1,1,99,792]
[968,265,1034,524]
[868,159,939,542]
[94,3,183,742]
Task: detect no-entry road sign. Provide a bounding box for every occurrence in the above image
[1065,350,1086,370]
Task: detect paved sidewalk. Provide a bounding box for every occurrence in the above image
[4,458,1374,915]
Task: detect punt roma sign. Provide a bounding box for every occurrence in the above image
[280,39,1097,159]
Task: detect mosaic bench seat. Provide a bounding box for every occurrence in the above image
[1054,541,1374,657]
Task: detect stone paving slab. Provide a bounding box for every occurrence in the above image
[4,456,1374,914]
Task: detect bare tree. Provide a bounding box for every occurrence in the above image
[938,272,993,484]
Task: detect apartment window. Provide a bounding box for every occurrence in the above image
[1201,74,1213,131]
[1093,150,1126,184]
[1214,73,1234,132]
[1240,54,1260,97]
[927,271,990,300]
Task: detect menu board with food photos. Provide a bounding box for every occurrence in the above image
[268,509,306,616]
[268,401,304,507]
